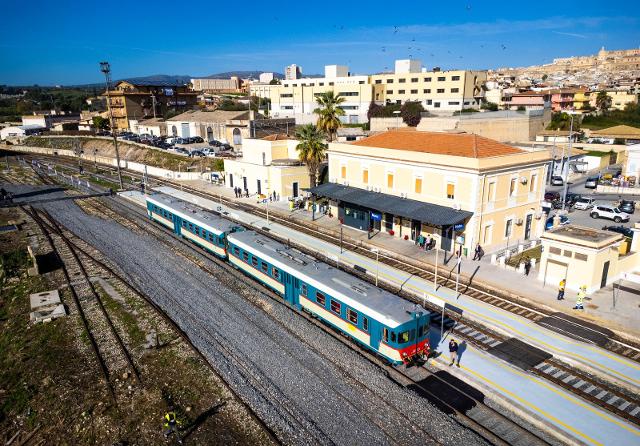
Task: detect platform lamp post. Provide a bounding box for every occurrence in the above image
[372,248,380,287]
[100,61,123,190]
[562,110,578,211]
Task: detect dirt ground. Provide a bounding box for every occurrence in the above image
[22,137,219,172]
[0,203,274,446]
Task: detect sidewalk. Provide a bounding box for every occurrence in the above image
[184,179,640,339]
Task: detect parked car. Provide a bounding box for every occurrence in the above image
[189,150,205,157]
[590,205,630,223]
[602,225,634,238]
[574,197,596,210]
[565,193,581,207]
[175,147,189,155]
[209,139,222,147]
[551,176,564,186]
[584,177,599,189]
[619,200,636,214]
[191,136,204,143]
[544,191,561,202]
[545,214,570,230]
[221,143,233,151]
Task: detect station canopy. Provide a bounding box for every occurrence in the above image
[307,183,472,227]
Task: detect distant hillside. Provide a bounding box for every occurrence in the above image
[120,74,192,84]
[202,71,284,80]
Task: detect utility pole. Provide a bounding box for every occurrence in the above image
[100,61,124,190]
[562,111,576,211]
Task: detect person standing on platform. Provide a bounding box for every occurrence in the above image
[473,243,483,260]
[448,339,459,367]
[574,286,586,310]
[558,279,566,300]
[524,256,532,276]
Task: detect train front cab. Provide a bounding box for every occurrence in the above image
[376,313,430,365]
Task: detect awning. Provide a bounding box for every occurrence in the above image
[307,183,473,226]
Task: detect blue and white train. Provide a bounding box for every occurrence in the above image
[146,193,430,364]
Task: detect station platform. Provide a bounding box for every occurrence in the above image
[120,187,640,445]
[429,330,640,446]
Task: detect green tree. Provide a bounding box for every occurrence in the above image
[481,102,499,111]
[269,78,281,85]
[542,74,548,81]
[313,91,345,142]
[212,158,224,172]
[92,116,110,130]
[400,101,424,127]
[596,91,612,114]
[295,124,327,187]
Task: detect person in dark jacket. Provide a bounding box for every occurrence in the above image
[449,339,459,367]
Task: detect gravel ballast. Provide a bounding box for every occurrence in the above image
[39,197,488,446]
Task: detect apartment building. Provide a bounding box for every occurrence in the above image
[590,90,639,111]
[370,60,487,113]
[285,64,302,80]
[507,91,551,110]
[308,130,550,255]
[102,80,197,130]
[269,65,373,124]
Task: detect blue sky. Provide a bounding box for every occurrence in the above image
[1,0,638,85]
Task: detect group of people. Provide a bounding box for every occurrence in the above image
[557,279,587,310]
[416,234,436,251]
[233,187,248,198]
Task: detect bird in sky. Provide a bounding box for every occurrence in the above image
[393,26,399,34]
[501,44,507,50]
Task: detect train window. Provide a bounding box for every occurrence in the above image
[182,221,187,228]
[410,329,415,341]
[347,308,358,325]
[242,252,249,262]
[363,317,369,332]
[383,327,389,342]
[399,331,410,344]
[251,257,258,267]
[301,284,307,296]
[330,300,341,315]
[233,247,240,256]
[418,326,424,337]
[316,292,326,306]
[261,262,268,273]
[391,332,397,343]
[272,268,280,280]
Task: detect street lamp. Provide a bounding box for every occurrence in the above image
[393,110,401,129]
[562,111,578,211]
[100,61,124,190]
[372,248,380,286]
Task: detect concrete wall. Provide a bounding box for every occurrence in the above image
[369,117,409,132]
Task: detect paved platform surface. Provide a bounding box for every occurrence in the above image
[121,188,640,445]
[145,186,640,392]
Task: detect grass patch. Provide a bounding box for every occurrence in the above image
[96,284,146,347]
[506,245,542,268]
[1,248,30,278]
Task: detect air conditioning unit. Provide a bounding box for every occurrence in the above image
[520,177,528,184]
[515,218,524,225]
[534,212,543,220]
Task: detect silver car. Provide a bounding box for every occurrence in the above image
[574,197,595,210]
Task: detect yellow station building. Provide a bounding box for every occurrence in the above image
[308,130,551,255]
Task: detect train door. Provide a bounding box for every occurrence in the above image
[282,271,299,305]
[369,320,382,350]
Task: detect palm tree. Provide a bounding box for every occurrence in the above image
[295,124,327,187]
[595,91,611,114]
[314,91,345,142]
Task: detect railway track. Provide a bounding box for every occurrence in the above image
[80,193,555,446]
[23,158,640,431]
[21,206,140,402]
[19,154,640,364]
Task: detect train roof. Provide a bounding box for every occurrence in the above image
[228,231,425,328]
[146,193,237,236]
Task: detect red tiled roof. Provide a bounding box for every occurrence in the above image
[351,130,524,158]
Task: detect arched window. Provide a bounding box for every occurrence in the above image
[171,125,177,136]
[206,126,213,141]
[233,128,242,145]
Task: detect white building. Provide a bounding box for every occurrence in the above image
[1,124,45,140]
[394,59,422,74]
[259,72,275,83]
[285,64,302,80]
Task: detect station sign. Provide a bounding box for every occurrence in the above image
[370,212,382,221]
[453,223,465,231]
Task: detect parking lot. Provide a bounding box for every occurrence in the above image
[545,169,640,234]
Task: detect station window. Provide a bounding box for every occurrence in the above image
[316,291,326,306]
[347,308,358,324]
[242,252,249,262]
[272,267,280,280]
[261,262,268,273]
[446,183,455,199]
[251,257,258,267]
[387,173,394,189]
[362,169,368,184]
[363,317,369,332]
[341,165,346,179]
[233,247,240,256]
[415,178,422,194]
[301,284,308,296]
